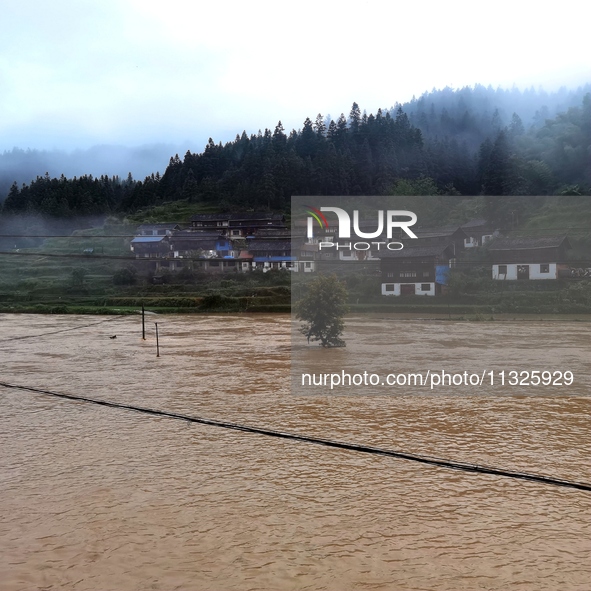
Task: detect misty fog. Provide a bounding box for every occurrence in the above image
[0,143,187,200]
[1,83,590,203]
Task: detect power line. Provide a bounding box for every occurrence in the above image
[0,226,589,239]
[0,251,589,266]
[0,316,127,343]
[0,234,134,238]
[1,381,590,492]
[0,250,135,260]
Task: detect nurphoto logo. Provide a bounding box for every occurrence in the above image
[305,206,418,252]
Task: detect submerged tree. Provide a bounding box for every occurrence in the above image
[295,274,348,347]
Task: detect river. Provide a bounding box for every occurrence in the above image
[0,313,589,590]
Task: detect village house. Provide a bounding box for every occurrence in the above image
[244,239,295,271]
[168,230,236,259]
[130,235,170,258]
[461,218,497,248]
[254,226,292,239]
[489,235,571,280]
[380,244,455,296]
[136,223,181,236]
[190,213,286,237]
[292,217,384,267]
[290,218,333,270]
[410,226,467,257]
[129,213,502,279]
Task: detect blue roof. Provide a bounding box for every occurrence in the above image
[131,236,166,243]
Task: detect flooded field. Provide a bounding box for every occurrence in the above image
[0,313,590,590]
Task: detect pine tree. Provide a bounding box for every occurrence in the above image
[314,114,326,138]
[349,102,361,133]
[483,131,510,195]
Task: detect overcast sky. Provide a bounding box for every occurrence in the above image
[1,0,589,153]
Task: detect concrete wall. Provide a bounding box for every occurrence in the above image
[381,282,436,296]
[492,263,557,280]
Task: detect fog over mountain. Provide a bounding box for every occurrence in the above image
[399,83,591,151]
[0,143,188,198]
[2,82,589,201]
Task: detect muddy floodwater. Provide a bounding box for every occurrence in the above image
[0,313,589,590]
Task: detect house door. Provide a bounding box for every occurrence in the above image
[401,284,415,296]
[517,265,530,280]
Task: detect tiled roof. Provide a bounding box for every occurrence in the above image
[488,236,570,250]
[191,212,284,222]
[137,223,180,229]
[246,240,292,250]
[414,226,464,238]
[171,239,218,250]
[379,244,454,258]
[461,218,489,228]
[172,230,222,239]
[253,256,296,262]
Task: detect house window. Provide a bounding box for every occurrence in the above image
[498,265,507,275]
[387,272,394,278]
[384,284,395,292]
[231,230,241,236]
[209,261,219,266]
[420,284,430,291]
[400,271,417,278]
[305,262,312,268]
[482,235,492,244]
[540,264,549,273]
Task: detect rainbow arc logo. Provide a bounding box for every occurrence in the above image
[304,206,329,230]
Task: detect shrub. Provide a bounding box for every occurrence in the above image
[113,267,137,286]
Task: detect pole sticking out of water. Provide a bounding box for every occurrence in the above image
[142,304,145,340]
[155,322,160,357]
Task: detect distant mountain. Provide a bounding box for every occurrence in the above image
[2,84,589,218]
[0,143,185,200]
[396,83,591,152]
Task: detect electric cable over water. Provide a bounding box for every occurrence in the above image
[1,381,590,492]
[0,316,127,343]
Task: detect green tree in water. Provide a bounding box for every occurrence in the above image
[295,274,348,347]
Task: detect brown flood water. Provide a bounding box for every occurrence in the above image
[0,313,589,590]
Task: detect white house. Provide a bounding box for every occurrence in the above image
[489,236,571,280]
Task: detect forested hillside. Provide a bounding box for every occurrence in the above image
[0,144,181,200]
[1,85,589,221]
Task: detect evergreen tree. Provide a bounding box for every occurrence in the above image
[349,102,361,133]
[314,114,326,138]
[483,131,510,195]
